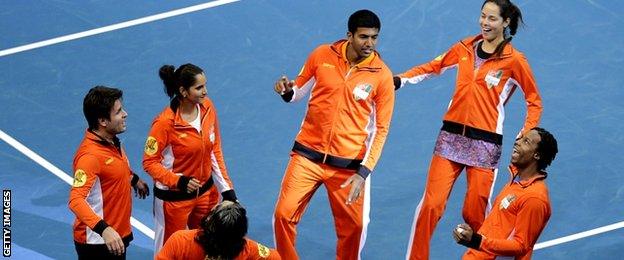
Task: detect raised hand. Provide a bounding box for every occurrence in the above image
[274,75,294,95]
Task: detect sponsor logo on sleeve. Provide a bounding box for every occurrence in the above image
[144,136,158,156]
[257,243,270,258]
[73,169,87,188]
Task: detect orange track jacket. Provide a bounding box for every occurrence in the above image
[143,98,234,197]
[156,229,281,260]
[283,39,395,178]
[69,130,134,244]
[398,35,542,136]
[464,167,551,259]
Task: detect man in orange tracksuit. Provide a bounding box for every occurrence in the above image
[143,96,237,253]
[453,127,558,259]
[396,33,543,259]
[69,86,149,259]
[272,10,394,260]
[157,201,281,260]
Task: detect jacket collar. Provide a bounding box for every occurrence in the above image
[86,129,121,150]
[172,98,211,127]
[508,165,547,188]
[460,34,514,59]
[330,39,382,71]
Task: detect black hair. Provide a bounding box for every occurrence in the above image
[348,9,381,34]
[196,202,248,259]
[158,63,204,112]
[83,86,123,131]
[532,127,558,171]
[481,0,524,57]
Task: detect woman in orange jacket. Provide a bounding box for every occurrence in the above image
[394,1,543,259]
[143,63,237,254]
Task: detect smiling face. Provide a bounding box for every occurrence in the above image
[479,2,509,43]
[347,27,379,60]
[511,129,542,168]
[180,73,207,104]
[101,99,127,135]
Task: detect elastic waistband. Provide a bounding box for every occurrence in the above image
[441,121,502,145]
[154,178,214,201]
[292,141,361,170]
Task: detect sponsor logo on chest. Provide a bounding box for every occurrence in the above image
[353,83,372,101]
[500,193,517,210]
[485,69,503,89]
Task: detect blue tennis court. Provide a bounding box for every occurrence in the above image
[1,0,623,259]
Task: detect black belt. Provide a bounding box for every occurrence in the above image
[441,121,502,145]
[154,178,214,201]
[292,141,361,170]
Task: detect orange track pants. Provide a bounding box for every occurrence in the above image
[406,154,495,260]
[273,154,370,260]
[153,186,219,254]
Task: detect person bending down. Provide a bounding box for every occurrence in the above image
[157,201,280,260]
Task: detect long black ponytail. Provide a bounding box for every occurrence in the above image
[158,63,203,112]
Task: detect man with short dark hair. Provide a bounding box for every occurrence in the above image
[453,127,558,259]
[272,9,395,259]
[69,86,149,259]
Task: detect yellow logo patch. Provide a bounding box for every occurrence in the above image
[179,133,187,138]
[144,136,158,156]
[257,243,270,258]
[322,63,336,68]
[105,158,114,165]
[73,169,87,187]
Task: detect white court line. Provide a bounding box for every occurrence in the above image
[1,0,622,252]
[534,221,624,250]
[0,0,242,240]
[0,129,155,239]
[0,0,240,57]
[4,124,624,248]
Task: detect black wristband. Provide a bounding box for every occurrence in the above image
[458,233,482,250]
[177,176,191,191]
[93,220,110,236]
[393,76,401,90]
[280,89,294,102]
[356,165,371,179]
[468,233,482,249]
[221,189,238,202]
[131,173,139,187]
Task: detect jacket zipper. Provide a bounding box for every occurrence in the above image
[324,64,356,160]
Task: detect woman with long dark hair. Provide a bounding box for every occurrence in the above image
[143,63,238,255]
